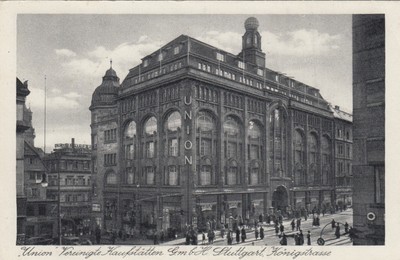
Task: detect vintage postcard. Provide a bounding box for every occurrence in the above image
[0,1,399,260]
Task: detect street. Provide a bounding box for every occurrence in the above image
[162,209,353,246]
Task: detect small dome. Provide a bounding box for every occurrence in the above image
[91,64,120,108]
[245,17,259,30]
[105,67,117,77]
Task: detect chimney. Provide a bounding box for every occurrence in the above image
[335,105,340,110]
[71,138,75,149]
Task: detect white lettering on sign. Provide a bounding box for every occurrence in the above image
[184,96,192,105]
[184,92,193,165]
[184,140,193,150]
[185,156,192,165]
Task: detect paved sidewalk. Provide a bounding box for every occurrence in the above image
[161,209,352,246]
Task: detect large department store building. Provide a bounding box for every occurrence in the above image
[90,17,351,233]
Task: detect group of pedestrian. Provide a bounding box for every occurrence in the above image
[185,226,198,245]
[280,230,311,246]
[312,215,320,227]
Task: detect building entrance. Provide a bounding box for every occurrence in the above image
[272,186,289,213]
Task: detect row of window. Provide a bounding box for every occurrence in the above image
[107,163,263,187]
[104,153,117,166]
[133,62,183,85]
[104,128,117,142]
[62,193,90,203]
[49,160,90,171]
[143,45,181,67]
[49,175,91,186]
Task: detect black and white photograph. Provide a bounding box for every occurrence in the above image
[1,1,399,260]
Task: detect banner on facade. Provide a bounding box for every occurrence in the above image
[92,204,101,212]
[228,201,241,209]
[200,203,213,211]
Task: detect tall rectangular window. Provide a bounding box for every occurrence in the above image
[169,139,178,156]
[174,46,180,55]
[238,61,245,69]
[146,167,154,185]
[146,142,155,158]
[169,166,178,186]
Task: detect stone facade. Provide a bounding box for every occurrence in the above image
[90,18,351,235]
[352,14,385,245]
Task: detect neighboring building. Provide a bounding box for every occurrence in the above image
[16,78,57,243]
[331,105,353,208]
[16,78,30,243]
[24,141,57,239]
[352,14,385,245]
[90,17,349,235]
[44,139,92,236]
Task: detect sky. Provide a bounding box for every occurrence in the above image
[17,14,352,152]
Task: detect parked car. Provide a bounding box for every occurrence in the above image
[25,237,54,245]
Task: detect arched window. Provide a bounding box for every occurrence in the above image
[269,108,287,177]
[197,111,216,132]
[321,136,331,185]
[165,111,181,157]
[227,160,239,185]
[105,171,117,185]
[143,116,157,158]
[294,129,305,185]
[248,120,262,160]
[166,111,181,132]
[196,111,217,160]
[308,133,318,185]
[124,121,137,139]
[144,117,157,136]
[224,116,241,136]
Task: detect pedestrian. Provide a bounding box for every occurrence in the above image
[266,214,271,225]
[331,219,336,230]
[280,224,285,235]
[111,230,117,245]
[344,222,349,233]
[186,232,191,245]
[291,219,295,231]
[221,226,225,238]
[192,232,198,245]
[95,225,101,245]
[280,233,287,245]
[259,214,264,224]
[202,232,206,245]
[299,230,304,245]
[275,224,279,236]
[255,227,259,240]
[227,230,232,245]
[296,218,301,231]
[316,216,320,227]
[241,226,246,243]
[307,231,311,245]
[260,226,264,240]
[236,228,240,244]
[335,224,341,239]
[294,233,300,245]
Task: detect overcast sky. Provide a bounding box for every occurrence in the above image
[17,14,352,152]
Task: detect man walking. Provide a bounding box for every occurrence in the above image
[241,226,246,243]
[331,219,336,230]
[95,225,101,245]
[335,224,341,239]
[296,218,301,231]
[260,226,264,240]
[291,219,295,231]
[307,231,311,245]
